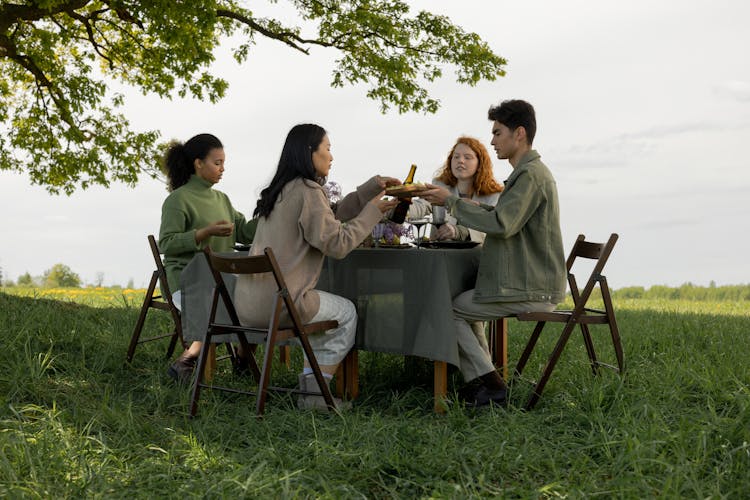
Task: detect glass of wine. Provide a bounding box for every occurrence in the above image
[409,217,429,248]
[431,205,447,238]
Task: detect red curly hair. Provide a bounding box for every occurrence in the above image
[435,136,503,196]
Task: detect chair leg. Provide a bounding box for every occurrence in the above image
[165,327,180,359]
[600,278,625,373]
[256,332,277,416]
[166,307,186,358]
[126,271,159,363]
[513,321,546,379]
[579,324,599,375]
[610,320,625,373]
[190,336,212,417]
[298,333,336,410]
[433,361,448,414]
[525,322,577,410]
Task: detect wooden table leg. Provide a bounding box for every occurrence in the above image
[204,344,217,382]
[347,350,359,400]
[279,345,291,368]
[433,360,447,413]
[490,318,509,381]
[500,317,508,381]
[335,350,359,400]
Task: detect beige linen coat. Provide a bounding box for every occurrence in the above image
[234,176,382,327]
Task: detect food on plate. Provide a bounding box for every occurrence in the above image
[384,182,427,196]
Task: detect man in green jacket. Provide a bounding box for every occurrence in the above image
[419,99,566,407]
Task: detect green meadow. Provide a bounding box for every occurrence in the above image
[1,286,748,498]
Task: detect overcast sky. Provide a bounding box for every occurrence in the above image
[2,0,749,289]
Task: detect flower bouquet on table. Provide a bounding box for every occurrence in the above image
[361,221,415,247]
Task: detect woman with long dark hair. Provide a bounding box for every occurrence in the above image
[159,133,256,382]
[234,123,399,410]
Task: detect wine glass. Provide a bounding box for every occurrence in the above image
[431,205,447,241]
[372,223,384,247]
[408,217,429,248]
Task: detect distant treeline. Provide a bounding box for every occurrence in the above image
[612,283,750,301]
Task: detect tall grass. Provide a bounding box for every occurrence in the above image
[1,288,748,498]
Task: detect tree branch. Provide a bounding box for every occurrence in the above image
[0,0,90,32]
[216,9,312,54]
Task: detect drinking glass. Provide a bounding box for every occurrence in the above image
[409,218,429,248]
[372,223,384,247]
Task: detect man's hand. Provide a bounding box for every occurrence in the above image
[416,183,451,205]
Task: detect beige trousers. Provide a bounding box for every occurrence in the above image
[452,289,556,381]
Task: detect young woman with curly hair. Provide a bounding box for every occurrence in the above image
[410,136,503,242]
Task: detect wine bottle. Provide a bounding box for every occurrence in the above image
[389,164,417,224]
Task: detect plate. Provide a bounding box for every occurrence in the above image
[421,240,480,249]
[384,182,427,198]
[233,243,251,252]
[375,243,413,249]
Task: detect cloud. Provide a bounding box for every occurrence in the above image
[43,214,69,222]
[713,80,750,102]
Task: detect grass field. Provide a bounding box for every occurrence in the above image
[1,286,748,498]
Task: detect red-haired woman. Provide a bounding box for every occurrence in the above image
[410,136,503,242]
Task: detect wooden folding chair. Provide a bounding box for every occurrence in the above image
[489,233,623,410]
[190,247,339,417]
[126,235,186,362]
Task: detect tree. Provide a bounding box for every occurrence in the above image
[43,263,82,288]
[0,1,506,194]
[95,271,105,287]
[17,272,34,287]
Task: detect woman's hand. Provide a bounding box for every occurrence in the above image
[195,220,234,243]
[375,175,402,188]
[435,223,458,241]
[371,191,400,213]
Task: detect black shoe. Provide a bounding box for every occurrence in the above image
[457,378,483,401]
[462,383,507,408]
[167,354,196,384]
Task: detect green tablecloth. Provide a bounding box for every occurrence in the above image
[180,246,481,366]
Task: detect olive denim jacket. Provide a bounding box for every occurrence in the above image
[445,150,566,304]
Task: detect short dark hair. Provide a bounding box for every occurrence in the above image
[254,123,327,218]
[487,99,536,145]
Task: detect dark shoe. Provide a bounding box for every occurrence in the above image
[462,383,507,408]
[233,354,253,376]
[457,378,483,401]
[167,354,196,384]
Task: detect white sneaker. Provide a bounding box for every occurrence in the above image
[296,373,351,411]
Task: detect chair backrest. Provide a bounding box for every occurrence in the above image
[202,246,307,334]
[147,234,177,306]
[566,233,618,315]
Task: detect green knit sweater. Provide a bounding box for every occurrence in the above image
[159,175,256,292]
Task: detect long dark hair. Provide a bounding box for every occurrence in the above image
[254,124,327,217]
[163,133,223,191]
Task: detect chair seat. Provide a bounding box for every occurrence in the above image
[517,310,610,324]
